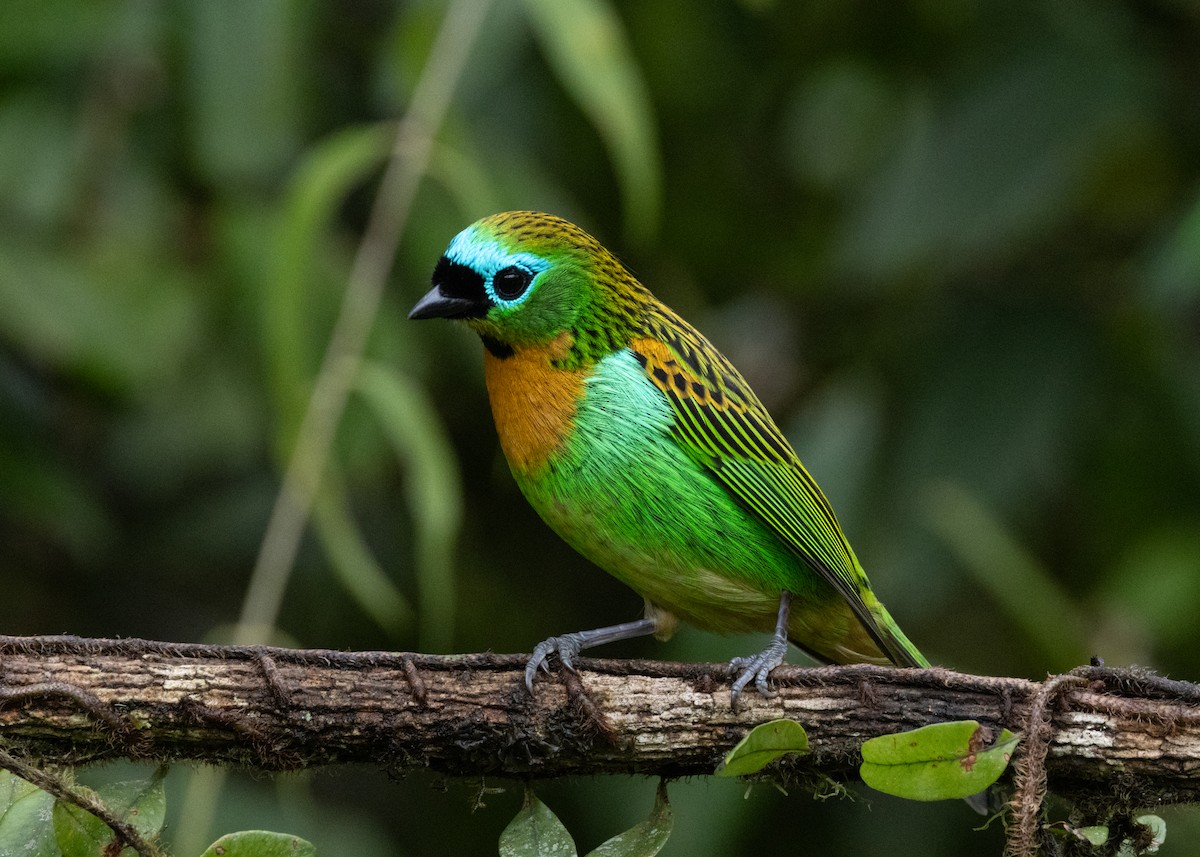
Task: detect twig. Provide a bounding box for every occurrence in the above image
[238,0,495,645]
[0,747,165,857]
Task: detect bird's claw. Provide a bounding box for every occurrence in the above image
[524,634,584,694]
[728,640,789,708]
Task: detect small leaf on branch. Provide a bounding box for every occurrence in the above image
[860,720,1019,801]
[1118,815,1166,855]
[53,773,166,857]
[199,830,317,857]
[716,718,810,778]
[1050,821,1110,846]
[585,781,672,857]
[0,771,57,857]
[499,788,577,857]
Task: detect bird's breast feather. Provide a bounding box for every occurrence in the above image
[483,331,585,475]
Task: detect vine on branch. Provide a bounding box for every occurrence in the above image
[1,634,1198,855]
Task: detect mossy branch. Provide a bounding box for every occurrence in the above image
[1,635,1198,813]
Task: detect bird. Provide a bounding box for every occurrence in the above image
[409,210,929,706]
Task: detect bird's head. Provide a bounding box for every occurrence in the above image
[409,211,645,357]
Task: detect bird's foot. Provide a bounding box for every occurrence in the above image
[524,633,588,693]
[729,636,790,708]
[523,618,661,695]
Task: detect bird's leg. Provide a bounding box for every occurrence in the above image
[525,617,659,693]
[729,590,792,707]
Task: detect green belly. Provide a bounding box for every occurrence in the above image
[513,348,828,635]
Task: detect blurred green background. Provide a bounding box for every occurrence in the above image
[2,0,1199,854]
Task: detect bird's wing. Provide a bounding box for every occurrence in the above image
[630,311,923,668]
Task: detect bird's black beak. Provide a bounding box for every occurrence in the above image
[408,256,489,320]
[408,284,477,320]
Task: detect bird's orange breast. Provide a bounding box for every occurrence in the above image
[483,332,585,476]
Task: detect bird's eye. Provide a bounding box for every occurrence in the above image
[492,266,533,301]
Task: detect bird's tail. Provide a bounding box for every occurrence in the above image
[786,594,929,669]
[868,601,930,669]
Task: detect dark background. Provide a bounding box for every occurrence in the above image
[2,1,1199,854]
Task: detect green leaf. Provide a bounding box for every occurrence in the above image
[252,125,415,645]
[0,771,58,857]
[311,475,415,636]
[499,789,577,857]
[264,123,393,441]
[1117,815,1166,856]
[1138,814,1167,851]
[256,126,415,642]
[585,782,672,857]
[715,719,810,778]
[0,241,200,395]
[1075,826,1110,846]
[199,830,317,857]
[860,720,1019,801]
[53,773,167,857]
[356,361,464,651]
[521,0,661,244]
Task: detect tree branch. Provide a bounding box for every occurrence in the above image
[1,635,1198,811]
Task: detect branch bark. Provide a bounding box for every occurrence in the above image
[2,635,1199,811]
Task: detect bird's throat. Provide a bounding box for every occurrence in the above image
[482,331,584,476]
[480,334,514,359]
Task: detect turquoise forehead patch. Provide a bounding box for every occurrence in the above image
[445,225,550,307]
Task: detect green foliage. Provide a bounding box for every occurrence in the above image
[356,360,463,650]
[1123,815,1167,856]
[499,786,672,857]
[715,719,810,778]
[859,721,1018,802]
[1062,815,1171,856]
[1,0,1198,853]
[52,773,166,857]
[0,769,316,857]
[521,0,661,245]
[0,770,57,857]
[500,791,577,857]
[265,123,395,442]
[1075,826,1110,847]
[198,831,317,857]
[586,783,672,857]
